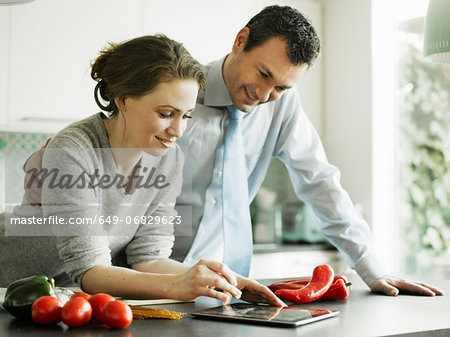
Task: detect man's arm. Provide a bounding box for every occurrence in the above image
[274,91,443,296]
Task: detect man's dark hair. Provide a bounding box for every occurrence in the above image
[244,5,320,67]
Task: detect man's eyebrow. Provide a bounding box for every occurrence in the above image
[259,65,292,90]
[259,64,274,79]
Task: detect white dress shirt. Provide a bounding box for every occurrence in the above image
[173,56,386,286]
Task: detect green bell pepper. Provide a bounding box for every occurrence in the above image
[3,275,56,319]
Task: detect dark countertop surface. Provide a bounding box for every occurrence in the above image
[1,275,449,337]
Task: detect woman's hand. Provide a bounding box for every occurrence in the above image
[165,259,242,305]
[236,275,286,307]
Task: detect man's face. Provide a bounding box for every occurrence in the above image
[223,29,308,112]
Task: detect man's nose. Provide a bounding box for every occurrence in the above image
[255,84,273,103]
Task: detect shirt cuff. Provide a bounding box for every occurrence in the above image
[354,254,388,287]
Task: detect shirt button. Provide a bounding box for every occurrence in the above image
[218,171,223,177]
[211,199,217,205]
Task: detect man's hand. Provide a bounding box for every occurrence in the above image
[235,275,286,307]
[370,275,444,296]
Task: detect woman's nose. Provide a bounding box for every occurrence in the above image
[168,118,184,138]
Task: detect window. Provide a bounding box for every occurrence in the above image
[372,0,449,277]
[396,12,450,277]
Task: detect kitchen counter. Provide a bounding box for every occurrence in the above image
[1,275,449,337]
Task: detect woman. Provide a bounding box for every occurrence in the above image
[0,35,283,306]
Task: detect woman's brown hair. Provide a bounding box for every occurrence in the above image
[91,34,206,117]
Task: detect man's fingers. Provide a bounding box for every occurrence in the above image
[372,279,399,296]
[261,293,287,307]
[387,278,436,296]
[255,284,286,307]
[372,276,443,297]
[416,282,444,296]
[239,282,287,307]
[397,281,435,296]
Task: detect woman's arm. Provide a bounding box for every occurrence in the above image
[82,265,173,298]
[132,258,286,306]
[82,259,243,304]
[82,258,284,306]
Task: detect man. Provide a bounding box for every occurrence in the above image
[25,5,442,297]
[171,5,442,297]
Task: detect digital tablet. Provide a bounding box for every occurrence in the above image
[190,303,339,327]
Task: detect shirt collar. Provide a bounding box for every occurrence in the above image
[203,55,233,107]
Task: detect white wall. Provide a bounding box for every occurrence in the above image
[4,0,143,126]
[319,0,416,273]
[0,0,322,136]
[142,0,323,134]
[2,0,376,225]
[320,0,373,226]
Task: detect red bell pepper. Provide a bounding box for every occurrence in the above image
[274,265,334,304]
[268,275,348,292]
[268,279,310,292]
[269,275,351,301]
[320,278,351,300]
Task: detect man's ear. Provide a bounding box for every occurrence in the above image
[232,27,250,53]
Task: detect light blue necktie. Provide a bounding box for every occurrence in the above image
[222,105,253,277]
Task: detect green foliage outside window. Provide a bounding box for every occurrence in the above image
[398,32,450,272]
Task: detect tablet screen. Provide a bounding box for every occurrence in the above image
[191,303,339,327]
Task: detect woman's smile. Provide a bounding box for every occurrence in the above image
[155,135,176,148]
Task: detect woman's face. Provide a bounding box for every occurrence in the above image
[117,79,199,156]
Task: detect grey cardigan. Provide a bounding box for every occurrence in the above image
[0,113,183,287]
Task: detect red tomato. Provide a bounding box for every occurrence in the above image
[61,297,92,327]
[71,292,91,301]
[88,293,115,322]
[31,296,64,325]
[103,300,133,329]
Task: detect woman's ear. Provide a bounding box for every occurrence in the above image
[114,96,126,112]
[232,27,250,53]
